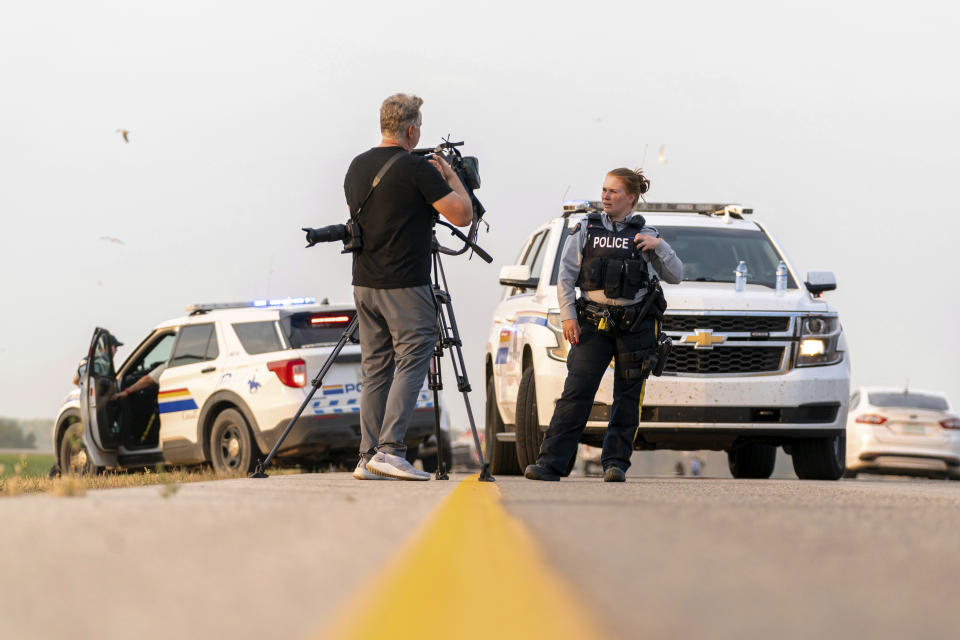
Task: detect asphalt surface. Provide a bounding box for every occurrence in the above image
[500,474,960,640]
[0,473,459,640]
[1,471,958,640]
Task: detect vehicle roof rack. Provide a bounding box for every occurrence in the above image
[561,200,753,219]
[186,297,319,315]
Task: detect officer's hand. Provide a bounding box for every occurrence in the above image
[302,227,318,248]
[635,234,661,252]
[562,319,581,345]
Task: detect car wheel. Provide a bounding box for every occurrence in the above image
[727,443,776,479]
[58,421,100,476]
[485,377,521,475]
[514,366,543,470]
[404,445,421,465]
[791,433,845,480]
[420,432,454,474]
[209,408,257,474]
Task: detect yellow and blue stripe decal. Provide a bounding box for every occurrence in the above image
[157,388,198,414]
[495,328,511,364]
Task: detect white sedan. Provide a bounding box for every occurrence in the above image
[845,387,960,479]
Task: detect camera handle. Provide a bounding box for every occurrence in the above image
[434,219,493,264]
[250,315,359,478]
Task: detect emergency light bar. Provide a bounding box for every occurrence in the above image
[561,200,753,218]
[187,297,318,315]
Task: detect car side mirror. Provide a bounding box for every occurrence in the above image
[499,264,539,290]
[805,270,837,295]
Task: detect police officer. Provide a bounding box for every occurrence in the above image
[524,168,683,482]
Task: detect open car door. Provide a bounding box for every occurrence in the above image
[79,327,121,456]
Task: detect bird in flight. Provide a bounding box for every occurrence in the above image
[99,236,126,246]
[116,129,130,143]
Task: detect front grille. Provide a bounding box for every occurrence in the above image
[664,346,784,374]
[663,315,790,333]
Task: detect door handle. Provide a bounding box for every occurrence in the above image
[201,366,216,374]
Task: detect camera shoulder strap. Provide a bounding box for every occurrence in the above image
[351,151,404,222]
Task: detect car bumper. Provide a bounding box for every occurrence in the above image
[534,355,849,435]
[256,408,436,458]
[846,432,960,474]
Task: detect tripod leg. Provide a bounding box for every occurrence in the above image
[431,254,494,482]
[251,316,359,478]
[430,383,449,480]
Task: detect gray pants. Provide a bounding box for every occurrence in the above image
[354,285,437,458]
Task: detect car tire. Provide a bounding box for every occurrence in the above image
[420,432,453,474]
[791,434,845,480]
[405,445,421,465]
[485,377,521,475]
[514,366,543,470]
[58,421,100,476]
[727,443,776,479]
[209,408,258,474]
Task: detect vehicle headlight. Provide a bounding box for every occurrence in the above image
[795,315,843,367]
[546,310,569,361]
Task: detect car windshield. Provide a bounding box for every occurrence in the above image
[868,392,949,411]
[657,226,797,289]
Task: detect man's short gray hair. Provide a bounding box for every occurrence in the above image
[380,93,423,139]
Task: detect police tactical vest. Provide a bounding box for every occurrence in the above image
[575,213,650,299]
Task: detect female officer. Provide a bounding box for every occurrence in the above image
[524,168,683,482]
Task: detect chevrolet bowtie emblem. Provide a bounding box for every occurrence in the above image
[681,329,725,350]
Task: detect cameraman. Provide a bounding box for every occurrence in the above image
[344,93,471,481]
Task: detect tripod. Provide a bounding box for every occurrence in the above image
[251,220,493,481]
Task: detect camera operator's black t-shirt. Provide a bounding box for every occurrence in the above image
[344,146,452,288]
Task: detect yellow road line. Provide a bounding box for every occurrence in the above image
[319,476,606,640]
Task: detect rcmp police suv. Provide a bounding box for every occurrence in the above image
[55,298,435,474]
[485,202,851,480]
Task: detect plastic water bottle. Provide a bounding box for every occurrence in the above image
[734,261,748,292]
[775,261,788,294]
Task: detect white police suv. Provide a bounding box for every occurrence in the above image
[485,202,851,480]
[55,298,436,475]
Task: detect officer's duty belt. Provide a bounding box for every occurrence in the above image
[575,298,650,333]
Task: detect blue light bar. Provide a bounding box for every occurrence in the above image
[187,297,317,314]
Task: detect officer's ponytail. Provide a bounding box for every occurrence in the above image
[606,168,650,206]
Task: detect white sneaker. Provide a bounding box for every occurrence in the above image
[366,451,431,481]
[353,458,392,480]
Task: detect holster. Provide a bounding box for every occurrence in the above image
[642,334,673,378]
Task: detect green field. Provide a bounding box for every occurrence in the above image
[0,452,56,479]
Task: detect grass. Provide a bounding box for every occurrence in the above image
[0,452,56,479]
[0,463,301,498]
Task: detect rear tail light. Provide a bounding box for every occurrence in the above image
[267,358,307,388]
[309,313,352,327]
[855,414,887,425]
[940,418,960,430]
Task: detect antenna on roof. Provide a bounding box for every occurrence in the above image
[561,185,570,203]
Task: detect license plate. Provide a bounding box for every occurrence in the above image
[902,423,926,434]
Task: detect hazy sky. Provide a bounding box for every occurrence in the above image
[2,1,958,425]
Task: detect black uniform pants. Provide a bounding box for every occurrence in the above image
[537,315,657,475]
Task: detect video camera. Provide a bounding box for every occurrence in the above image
[303,138,487,259]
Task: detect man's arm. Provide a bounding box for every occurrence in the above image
[428,156,472,226]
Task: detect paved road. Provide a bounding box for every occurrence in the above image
[0,473,458,640]
[1,472,958,640]
[501,474,960,639]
